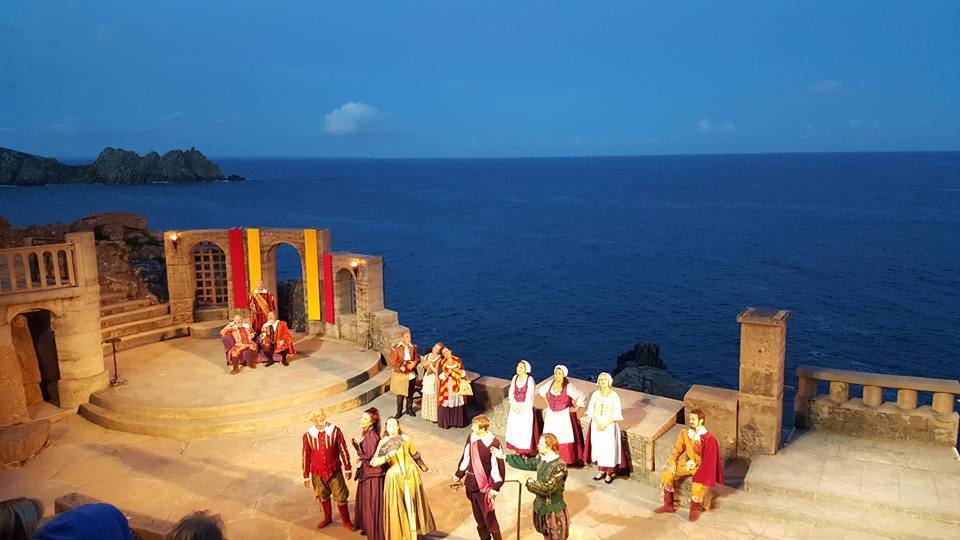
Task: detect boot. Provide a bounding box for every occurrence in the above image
[337,503,356,531]
[317,500,332,529]
[396,395,405,418]
[688,500,701,522]
[491,532,503,540]
[477,525,491,540]
[230,355,240,374]
[405,398,416,417]
[654,489,675,513]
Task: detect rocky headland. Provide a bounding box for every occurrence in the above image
[0,147,242,186]
[611,342,690,400]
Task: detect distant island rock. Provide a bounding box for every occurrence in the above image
[0,146,242,186]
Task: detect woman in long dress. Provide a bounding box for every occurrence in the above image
[370,417,436,540]
[505,359,539,456]
[437,346,468,429]
[584,372,628,483]
[419,342,443,423]
[353,408,385,540]
[537,365,586,466]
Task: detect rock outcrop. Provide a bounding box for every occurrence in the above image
[611,342,689,401]
[0,146,237,186]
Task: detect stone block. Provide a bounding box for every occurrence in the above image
[0,323,29,426]
[738,323,786,369]
[56,370,108,409]
[0,421,49,466]
[739,364,785,398]
[737,393,782,458]
[471,376,510,413]
[684,384,738,463]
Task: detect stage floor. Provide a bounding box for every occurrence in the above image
[100,335,380,410]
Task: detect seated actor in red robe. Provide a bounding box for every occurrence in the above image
[219,315,258,374]
[654,408,724,522]
[303,408,355,531]
[258,311,296,367]
[248,279,276,338]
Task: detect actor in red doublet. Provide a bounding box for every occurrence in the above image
[302,409,355,531]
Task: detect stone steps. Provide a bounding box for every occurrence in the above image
[99,291,130,306]
[723,489,958,540]
[100,304,170,329]
[99,298,152,317]
[101,325,191,355]
[101,314,175,341]
[78,368,391,439]
[88,353,384,420]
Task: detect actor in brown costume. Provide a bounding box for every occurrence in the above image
[352,408,385,540]
[654,409,724,521]
[454,415,506,540]
[389,331,421,418]
[302,409,356,531]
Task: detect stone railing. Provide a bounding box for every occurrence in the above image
[0,243,77,295]
[794,365,960,446]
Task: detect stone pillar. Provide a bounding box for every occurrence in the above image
[357,257,385,314]
[0,320,29,425]
[736,307,790,458]
[11,315,43,406]
[164,231,194,324]
[55,233,108,409]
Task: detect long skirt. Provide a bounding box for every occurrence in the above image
[421,374,439,422]
[506,406,541,455]
[355,475,385,540]
[550,411,584,466]
[384,464,436,540]
[584,421,630,475]
[533,508,569,540]
[438,404,467,429]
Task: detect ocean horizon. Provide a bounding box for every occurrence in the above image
[4,151,959,423]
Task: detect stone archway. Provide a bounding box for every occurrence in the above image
[13,310,60,405]
[265,242,307,332]
[334,268,357,316]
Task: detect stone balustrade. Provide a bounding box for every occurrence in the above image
[0,243,77,295]
[794,365,960,446]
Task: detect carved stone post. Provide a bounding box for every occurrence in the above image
[737,307,790,458]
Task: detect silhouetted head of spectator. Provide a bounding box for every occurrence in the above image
[32,503,132,540]
[168,511,225,540]
[0,497,44,540]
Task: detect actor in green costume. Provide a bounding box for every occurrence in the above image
[506,433,569,540]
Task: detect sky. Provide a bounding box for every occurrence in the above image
[1,1,959,158]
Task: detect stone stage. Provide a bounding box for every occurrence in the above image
[80,335,388,438]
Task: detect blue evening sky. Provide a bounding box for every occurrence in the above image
[1,1,958,158]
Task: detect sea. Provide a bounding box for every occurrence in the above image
[3,152,959,421]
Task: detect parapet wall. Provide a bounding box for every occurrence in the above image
[794,365,960,446]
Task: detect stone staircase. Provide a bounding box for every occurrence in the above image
[79,349,390,439]
[99,291,190,355]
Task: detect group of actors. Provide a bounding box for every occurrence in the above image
[218,281,296,374]
[302,330,724,540]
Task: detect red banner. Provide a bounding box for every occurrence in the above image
[323,253,335,324]
[228,228,249,309]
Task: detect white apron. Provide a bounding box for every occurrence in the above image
[587,390,624,468]
[505,375,536,451]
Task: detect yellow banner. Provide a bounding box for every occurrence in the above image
[304,229,321,320]
[246,228,262,291]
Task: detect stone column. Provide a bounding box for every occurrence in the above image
[54,233,108,409]
[0,319,29,425]
[164,231,194,324]
[736,307,790,458]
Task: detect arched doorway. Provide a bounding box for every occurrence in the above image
[192,241,228,308]
[271,243,307,332]
[335,268,357,316]
[11,310,60,406]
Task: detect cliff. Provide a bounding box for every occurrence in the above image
[0,147,241,186]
